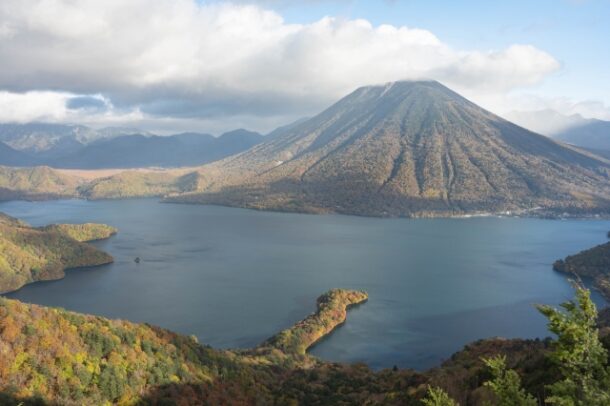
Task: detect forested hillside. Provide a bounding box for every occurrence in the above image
[0,214,115,293]
[1,287,609,405]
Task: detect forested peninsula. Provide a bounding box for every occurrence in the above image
[0,213,116,293]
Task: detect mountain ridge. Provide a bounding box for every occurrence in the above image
[507,109,610,153]
[0,124,264,169]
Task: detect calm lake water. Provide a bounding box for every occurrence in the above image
[1,198,608,370]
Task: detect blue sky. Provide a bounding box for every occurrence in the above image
[271,0,609,104]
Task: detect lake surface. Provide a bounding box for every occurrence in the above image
[1,199,608,370]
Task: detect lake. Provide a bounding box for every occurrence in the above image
[1,198,608,370]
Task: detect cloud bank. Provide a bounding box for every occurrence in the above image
[0,0,563,132]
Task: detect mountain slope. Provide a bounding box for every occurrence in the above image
[167,81,610,216]
[555,118,610,152]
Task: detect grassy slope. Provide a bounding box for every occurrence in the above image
[0,214,115,293]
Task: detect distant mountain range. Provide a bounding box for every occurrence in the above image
[166,81,610,216]
[0,123,263,169]
[507,110,610,157]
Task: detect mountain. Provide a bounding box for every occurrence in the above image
[554,118,610,152]
[53,134,198,168]
[0,142,37,166]
[0,123,96,153]
[51,129,263,169]
[210,129,266,157]
[166,81,610,217]
[265,116,310,139]
[507,110,610,154]
[0,123,264,169]
[0,122,113,160]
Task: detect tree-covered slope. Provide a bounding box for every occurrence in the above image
[39,223,117,242]
[168,81,610,217]
[0,289,368,405]
[0,165,203,201]
[77,171,193,199]
[0,297,258,405]
[2,288,609,405]
[0,166,81,201]
[553,239,610,299]
[0,214,115,293]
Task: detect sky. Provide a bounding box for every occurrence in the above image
[0,0,608,135]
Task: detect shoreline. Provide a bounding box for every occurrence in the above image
[0,260,114,296]
[3,193,610,220]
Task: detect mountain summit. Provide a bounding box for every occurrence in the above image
[169,81,610,216]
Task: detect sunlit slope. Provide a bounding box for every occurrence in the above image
[0,214,114,293]
[169,81,610,216]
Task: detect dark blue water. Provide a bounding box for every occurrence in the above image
[0,199,607,370]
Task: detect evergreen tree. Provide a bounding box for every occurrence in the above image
[482,355,537,406]
[537,284,610,405]
[421,386,458,406]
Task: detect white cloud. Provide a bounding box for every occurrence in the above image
[500,93,610,121]
[0,0,562,132]
[0,91,73,123]
[0,89,300,135]
[0,90,146,126]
